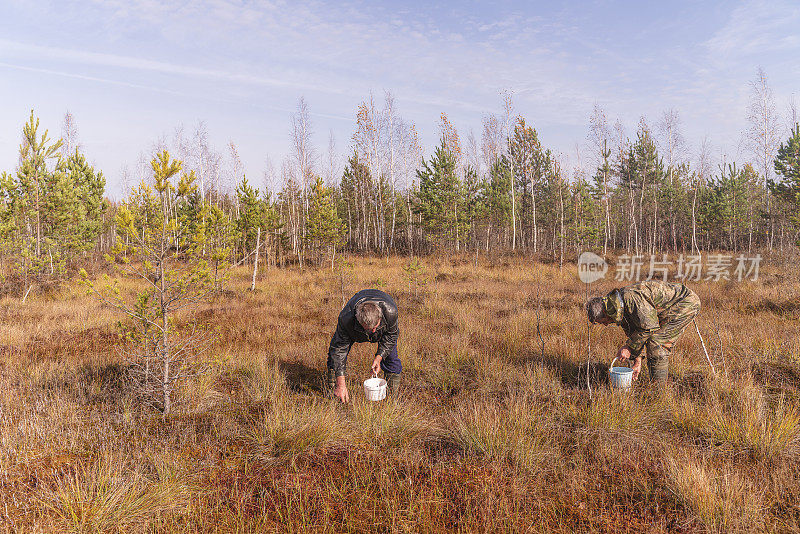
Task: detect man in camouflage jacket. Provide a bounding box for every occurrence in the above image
[586,281,700,381]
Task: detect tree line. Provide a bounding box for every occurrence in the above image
[2,70,800,296]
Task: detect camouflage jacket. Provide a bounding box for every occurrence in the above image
[602,281,696,357]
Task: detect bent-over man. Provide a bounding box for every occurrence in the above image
[327,289,400,402]
[586,280,700,382]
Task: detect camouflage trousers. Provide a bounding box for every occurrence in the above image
[645,291,701,380]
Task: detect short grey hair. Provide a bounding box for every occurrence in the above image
[356,301,382,330]
[586,297,606,323]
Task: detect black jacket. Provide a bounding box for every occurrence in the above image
[327,289,399,376]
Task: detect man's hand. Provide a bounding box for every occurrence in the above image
[371,355,382,376]
[630,356,642,381]
[616,345,633,361]
[333,375,349,403]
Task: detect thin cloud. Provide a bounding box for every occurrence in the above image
[704,0,800,57]
[0,61,189,96]
[0,61,355,124]
[0,39,317,91]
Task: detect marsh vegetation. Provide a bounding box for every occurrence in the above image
[1,255,799,532]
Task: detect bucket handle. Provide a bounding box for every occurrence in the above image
[371,371,378,379]
[609,357,630,372]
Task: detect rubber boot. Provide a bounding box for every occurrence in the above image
[647,346,670,382]
[325,368,337,398]
[385,372,401,396]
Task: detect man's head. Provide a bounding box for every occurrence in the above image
[587,297,614,325]
[356,301,382,333]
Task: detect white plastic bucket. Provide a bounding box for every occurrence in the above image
[363,375,387,401]
[609,357,633,391]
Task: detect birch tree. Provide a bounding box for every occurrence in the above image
[290,97,318,262]
[500,92,517,250]
[279,157,302,261]
[60,111,81,158]
[588,104,612,255]
[352,94,387,251]
[657,109,688,251]
[437,113,463,250]
[746,67,782,250]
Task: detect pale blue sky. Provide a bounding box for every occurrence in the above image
[1,0,798,198]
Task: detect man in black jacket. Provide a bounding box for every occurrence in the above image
[327,289,400,403]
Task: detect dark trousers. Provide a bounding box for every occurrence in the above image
[380,345,402,374]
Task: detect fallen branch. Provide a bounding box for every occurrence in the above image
[694,318,716,376]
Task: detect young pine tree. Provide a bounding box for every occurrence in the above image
[1,113,106,294]
[84,151,218,415]
[772,123,800,239]
[414,139,468,250]
[485,156,512,249]
[235,176,263,259]
[17,110,63,260]
[306,175,344,269]
[6,111,64,291]
[66,149,107,253]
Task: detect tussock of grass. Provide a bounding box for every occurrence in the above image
[667,377,800,459]
[521,364,564,399]
[710,395,800,459]
[665,391,711,437]
[241,358,290,403]
[664,454,764,533]
[243,398,344,460]
[567,389,661,433]
[350,397,430,449]
[449,396,558,471]
[35,459,190,533]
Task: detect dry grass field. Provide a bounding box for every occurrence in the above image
[2,254,800,533]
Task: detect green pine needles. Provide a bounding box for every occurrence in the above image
[84,151,223,415]
[0,110,106,297]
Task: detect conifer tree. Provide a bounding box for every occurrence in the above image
[234,176,281,269]
[68,150,107,250]
[0,171,23,289]
[41,161,81,272]
[0,112,67,291]
[306,175,344,268]
[509,118,551,251]
[0,113,106,293]
[772,123,800,238]
[414,139,467,249]
[235,176,263,258]
[571,177,602,252]
[84,151,217,415]
[461,164,487,253]
[485,157,512,249]
[202,203,233,289]
[591,141,613,255]
[17,110,63,259]
[698,163,751,250]
[340,152,373,251]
